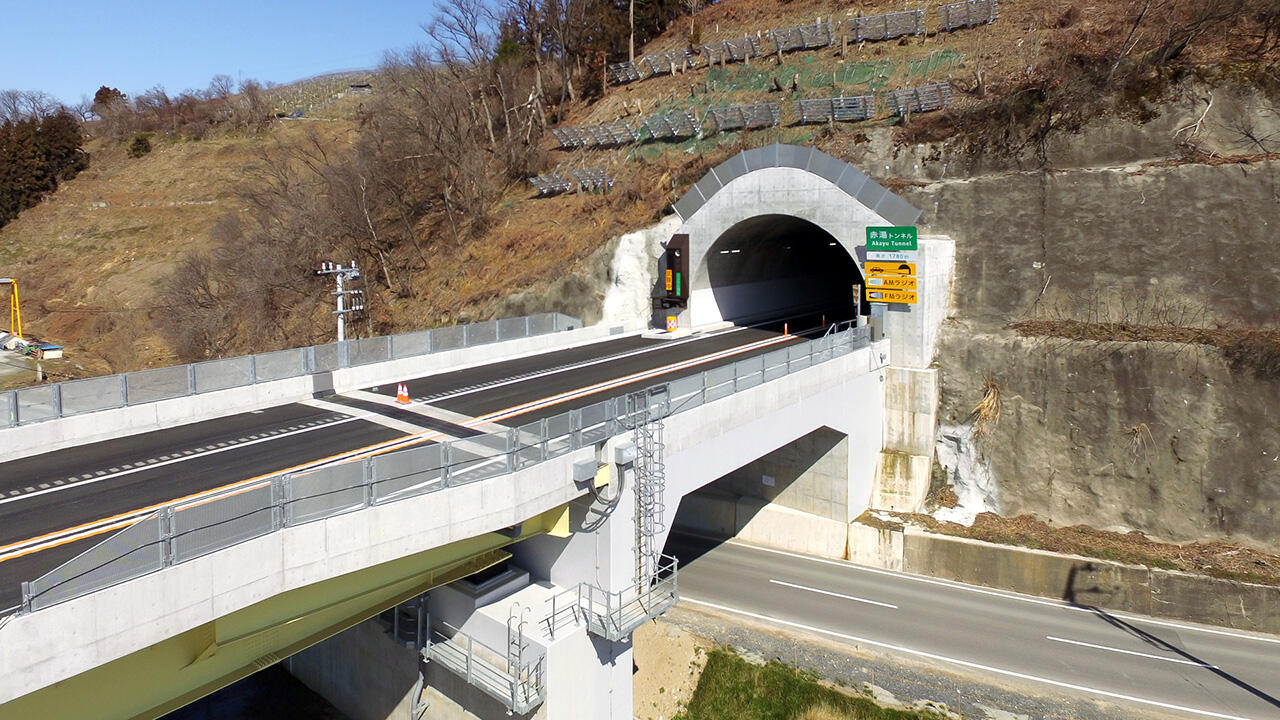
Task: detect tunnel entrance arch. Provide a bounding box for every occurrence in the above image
[703,214,864,328]
[662,143,921,330]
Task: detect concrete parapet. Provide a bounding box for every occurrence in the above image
[846,522,1280,634]
[0,323,618,463]
[847,521,903,571]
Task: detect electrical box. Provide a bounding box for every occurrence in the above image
[613,442,637,466]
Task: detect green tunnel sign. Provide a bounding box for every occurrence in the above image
[866,226,918,252]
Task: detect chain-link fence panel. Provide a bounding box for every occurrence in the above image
[253,348,306,382]
[515,421,544,469]
[126,365,191,405]
[666,374,704,415]
[788,342,813,373]
[734,355,765,392]
[26,514,165,611]
[553,313,578,330]
[311,342,344,372]
[194,356,254,394]
[16,384,59,424]
[58,375,123,416]
[432,325,465,352]
[761,348,791,383]
[704,364,737,403]
[171,482,275,562]
[447,433,511,485]
[579,400,611,446]
[545,410,576,458]
[370,443,446,503]
[286,462,366,525]
[529,314,557,336]
[467,320,497,346]
[0,390,14,427]
[391,330,432,359]
[349,336,391,366]
[497,317,529,341]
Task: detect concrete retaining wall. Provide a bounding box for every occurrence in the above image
[854,523,1280,635]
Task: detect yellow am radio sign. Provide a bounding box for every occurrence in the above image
[867,276,917,290]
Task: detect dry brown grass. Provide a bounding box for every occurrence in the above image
[967,376,1002,440]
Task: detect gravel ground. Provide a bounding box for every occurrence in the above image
[661,603,1176,720]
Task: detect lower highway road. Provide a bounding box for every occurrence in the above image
[0,326,803,614]
[667,533,1280,720]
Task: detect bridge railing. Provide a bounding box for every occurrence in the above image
[19,323,874,614]
[0,313,580,428]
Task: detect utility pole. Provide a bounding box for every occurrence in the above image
[315,261,364,342]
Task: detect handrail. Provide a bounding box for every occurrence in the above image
[0,312,580,429]
[16,324,878,615]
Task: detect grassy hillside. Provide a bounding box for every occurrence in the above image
[0,0,1274,388]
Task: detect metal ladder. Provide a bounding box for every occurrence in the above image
[628,387,668,587]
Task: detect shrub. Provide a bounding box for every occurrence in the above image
[128,133,152,158]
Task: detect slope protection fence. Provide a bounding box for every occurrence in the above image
[0,313,579,429]
[19,324,874,614]
[605,0,997,86]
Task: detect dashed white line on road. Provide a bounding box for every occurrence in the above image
[769,578,897,609]
[682,597,1256,720]
[1045,636,1217,668]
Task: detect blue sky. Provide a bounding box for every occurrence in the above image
[1,1,439,105]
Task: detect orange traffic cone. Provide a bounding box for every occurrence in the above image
[396,383,410,404]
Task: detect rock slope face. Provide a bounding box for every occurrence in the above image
[883,81,1280,547]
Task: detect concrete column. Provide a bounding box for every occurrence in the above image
[508,445,639,720]
[874,235,954,512]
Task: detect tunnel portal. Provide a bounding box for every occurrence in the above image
[704,214,866,330]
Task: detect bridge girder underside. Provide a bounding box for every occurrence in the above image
[6,505,569,720]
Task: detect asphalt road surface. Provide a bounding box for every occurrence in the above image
[666,533,1280,720]
[0,327,798,613]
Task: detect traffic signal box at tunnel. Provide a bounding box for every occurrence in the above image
[661,233,689,307]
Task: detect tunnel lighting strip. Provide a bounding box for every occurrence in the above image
[0,333,800,565]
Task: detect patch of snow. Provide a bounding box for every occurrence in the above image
[933,423,999,526]
[600,215,681,331]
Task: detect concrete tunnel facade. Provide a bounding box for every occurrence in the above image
[664,143,923,329]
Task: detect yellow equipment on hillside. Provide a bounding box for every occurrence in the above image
[1,278,20,339]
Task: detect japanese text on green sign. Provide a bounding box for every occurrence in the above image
[865,226,918,251]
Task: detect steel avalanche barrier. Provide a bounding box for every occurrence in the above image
[20,323,874,613]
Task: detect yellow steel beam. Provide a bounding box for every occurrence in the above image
[0,504,570,720]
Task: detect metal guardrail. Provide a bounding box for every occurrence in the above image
[425,622,545,714]
[0,313,579,429]
[547,554,680,642]
[19,324,874,614]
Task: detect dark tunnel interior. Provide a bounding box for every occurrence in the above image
[705,214,865,333]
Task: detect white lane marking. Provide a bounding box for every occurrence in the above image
[300,399,431,436]
[0,415,363,508]
[419,330,743,403]
[769,578,897,609]
[682,598,1258,720]
[474,334,796,426]
[721,538,1280,646]
[5,335,781,557]
[1046,635,1217,668]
